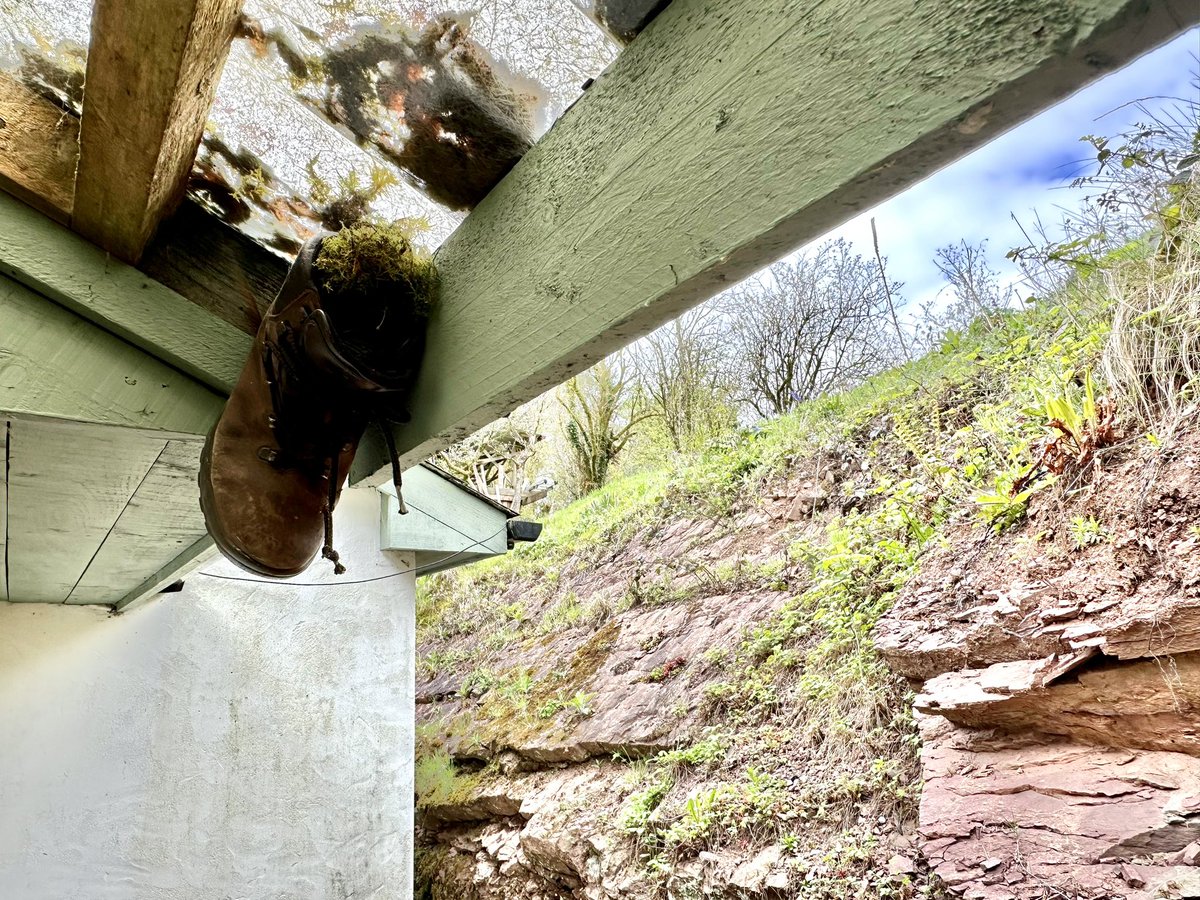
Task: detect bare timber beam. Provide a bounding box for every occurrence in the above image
[0,78,78,223]
[352,0,1198,483]
[141,201,286,335]
[0,74,281,334]
[73,0,243,262]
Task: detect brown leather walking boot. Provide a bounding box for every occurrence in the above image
[199,231,433,577]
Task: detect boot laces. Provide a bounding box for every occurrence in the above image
[262,318,356,574]
[262,316,411,575]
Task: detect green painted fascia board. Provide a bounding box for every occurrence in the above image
[0,189,248,394]
[0,273,224,436]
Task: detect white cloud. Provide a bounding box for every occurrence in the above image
[779,29,1199,320]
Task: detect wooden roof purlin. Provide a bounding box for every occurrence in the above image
[0,0,1196,606]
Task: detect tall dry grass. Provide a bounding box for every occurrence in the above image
[1103,178,1200,436]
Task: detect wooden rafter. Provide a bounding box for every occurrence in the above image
[112,538,216,612]
[0,73,284,335]
[72,0,243,262]
[0,78,78,223]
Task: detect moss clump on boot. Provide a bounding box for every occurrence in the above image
[313,221,439,315]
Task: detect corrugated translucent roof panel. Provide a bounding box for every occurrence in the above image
[198,0,617,255]
[0,0,91,112]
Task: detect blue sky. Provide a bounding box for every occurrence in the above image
[802,28,1199,321]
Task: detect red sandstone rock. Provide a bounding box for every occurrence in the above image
[918,716,1200,899]
[915,651,1200,756]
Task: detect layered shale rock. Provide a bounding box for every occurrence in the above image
[416,480,836,900]
[918,719,1200,899]
[915,650,1200,755]
[876,433,1200,899]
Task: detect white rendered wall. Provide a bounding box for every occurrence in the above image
[0,488,415,900]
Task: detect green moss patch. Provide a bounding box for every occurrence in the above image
[314,221,439,315]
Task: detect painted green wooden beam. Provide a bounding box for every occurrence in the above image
[0,189,249,395]
[352,0,1197,483]
[0,274,224,436]
[113,536,216,613]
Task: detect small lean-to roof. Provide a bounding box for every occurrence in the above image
[419,462,517,519]
[379,464,521,577]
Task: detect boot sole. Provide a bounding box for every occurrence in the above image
[198,426,310,580]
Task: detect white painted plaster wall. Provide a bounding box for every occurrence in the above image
[0,487,415,900]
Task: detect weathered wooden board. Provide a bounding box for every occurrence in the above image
[140,201,287,335]
[0,76,77,222]
[0,72,284,337]
[0,272,224,436]
[0,190,249,395]
[73,0,244,261]
[4,418,168,602]
[68,441,208,605]
[111,536,217,613]
[352,0,1198,482]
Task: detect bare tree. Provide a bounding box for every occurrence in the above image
[559,358,647,494]
[723,239,904,418]
[630,306,734,452]
[931,239,1011,333]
